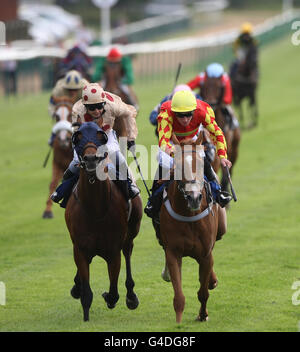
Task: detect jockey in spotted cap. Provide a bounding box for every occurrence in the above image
[51,82,140,208]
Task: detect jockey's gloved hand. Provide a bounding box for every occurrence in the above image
[127,140,136,152]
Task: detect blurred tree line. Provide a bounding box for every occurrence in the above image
[55,0,153,28]
[56,0,300,32]
[228,0,300,8]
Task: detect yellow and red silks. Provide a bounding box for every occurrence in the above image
[157,100,227,159]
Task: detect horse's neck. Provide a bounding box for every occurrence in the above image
[53,141,72,169]
[214,107,226,130]
[78,171,111,214]
[104,68,121,88]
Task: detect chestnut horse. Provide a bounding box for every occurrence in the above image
[65,122,142,321]
[42,98,73,219]
[100,61,139,140]
[201,77,240,195]
[101,61,138,107]
[153,133,227,323]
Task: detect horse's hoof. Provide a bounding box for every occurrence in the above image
[42,211,53,219]
[70,285,81,299]
[161,267,171,282]
[83,310,89,322]
[102,292,118,309]
[209,280,218,290]
[126,295,139,310]
[196,315,209,322]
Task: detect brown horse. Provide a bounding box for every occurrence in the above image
[200,77,240,195]
[100,61,139,140]
[65,122,142,321]
[101,61,138,109]
[230,49,258,129]
[153,133,227,323]
[43,99,73,219]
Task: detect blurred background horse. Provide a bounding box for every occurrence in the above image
[42,98,73,219]
[201,77,240,196]
[230,47,259,129]
[102,60,139,110]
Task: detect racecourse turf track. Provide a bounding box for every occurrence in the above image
[0,35,299,332]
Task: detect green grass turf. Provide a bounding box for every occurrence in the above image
[0,35,299,331]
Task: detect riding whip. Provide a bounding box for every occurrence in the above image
[172,62,182,92]
[43,147,52,168]
[225,166,237,202]
[129,149,151,197]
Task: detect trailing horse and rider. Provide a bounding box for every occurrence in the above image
[230,22,259,129]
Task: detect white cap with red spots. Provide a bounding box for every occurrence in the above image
[82,83,105,104]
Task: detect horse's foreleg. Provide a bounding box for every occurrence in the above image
[238,102,244,130]
[70,270,81,299]
[73,245,93,321]
[102,252,121,309]
[43,163,63,218]
[250,92,258,127]
[165,249,185,323]
[123,196,142,309]
[229,126,241,172]
[216,206,227,241]
[122,238,139,310]
[197,253,213,322]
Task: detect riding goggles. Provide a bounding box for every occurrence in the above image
[85,102,106,111]
[175,111,194,118]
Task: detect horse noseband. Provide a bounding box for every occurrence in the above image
[178,180,202,200]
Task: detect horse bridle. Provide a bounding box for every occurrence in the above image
[176,149,204,201]
[79,144,108,184]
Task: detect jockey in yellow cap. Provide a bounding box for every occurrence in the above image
[230,22,259,81]
[144,90,232,219]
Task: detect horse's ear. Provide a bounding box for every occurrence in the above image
[171,133,180,145]
[195,130,204,145]
[97,130,108,145]
[72,130,82,145]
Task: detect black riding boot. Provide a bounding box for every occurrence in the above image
[113,177,140,202]
[204,158,232,208]
[128,174,140,199]
[144,166,168,218]
[144,179,160,218]
[50,168,78,207]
